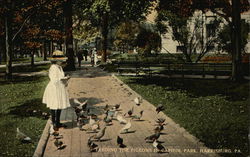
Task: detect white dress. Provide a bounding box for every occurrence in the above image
[42,64,71,110]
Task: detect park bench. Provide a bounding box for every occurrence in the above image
[114,61,153,76]
[114,61,237,78]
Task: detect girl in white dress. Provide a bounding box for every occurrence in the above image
[42,50,70,130]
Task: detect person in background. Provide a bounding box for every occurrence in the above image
[42,50,70,132]
[92,48,98,67]
[83,49,88,61]
[76,50,84,67]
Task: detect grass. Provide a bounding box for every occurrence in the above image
[0,73,50,156]
[118,76,249,157]
[0,64,50,74]
[0,57,44,65]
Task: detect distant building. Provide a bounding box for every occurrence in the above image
[146,8,250,54]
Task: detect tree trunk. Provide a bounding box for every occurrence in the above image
[74,39,78,54]
[183,48,192,63]
[0,36,6,64]
[31,49,35,66]
[231,0,242,81]
[0,36,3,64]
[5,9,13,80]
[49,40,53,56]
[63,0,75,71]
[42,40,47,61]
[101,13,108,62]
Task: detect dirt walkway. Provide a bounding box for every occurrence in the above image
[39,65,219,157]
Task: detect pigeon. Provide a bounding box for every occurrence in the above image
[16,128,32,143]
[89,116,96,126]
[103,114,113,125]
[54,139,65,150]
[91,126,106,141]
[114,104,120,110]
[145,132,160,142]
[156,104,165,114]
[77,119,86,131]
[73,99,88,111]
[153,139,166,153]
[106,107,116,118]
[54,134,63,140]
[91,123,100,132]
[104,104,109,111]
[42,112,49,119]
[134,97,142,106]
[49,125,59,136]
[132,110,144,120]
[124,107,134,117]
[88,120,100,132]
[154,125,164,133]
[116,114,127,124]
[90,114,98,119]
[87,137,99,152]
[156,118,165,125]
[117,136,126,148]
[120,119,131,133]
[49,124,59,135]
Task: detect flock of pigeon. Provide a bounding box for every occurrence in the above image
[73,96,166,153]
[16,96,167,154]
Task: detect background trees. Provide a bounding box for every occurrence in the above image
[135,25,162,56]
[73,0,156,62]
[113,21,139,54]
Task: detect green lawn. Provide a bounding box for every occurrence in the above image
[0,57,44,65]
[0,75,49,156]
[118,76,249,157]
[0,64,50,74]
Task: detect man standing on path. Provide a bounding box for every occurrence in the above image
[83,49,88,61]
[77,50,84,67]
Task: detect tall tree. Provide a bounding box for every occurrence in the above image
[231,0,242,81]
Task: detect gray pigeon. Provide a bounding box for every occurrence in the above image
[132,110,144,120]
[145,132,160,142]
[16,128,32,143]
[103,114,113,125]
[88,137,99,152]
[91,126,106,141]
[156,104,165,114]
[54,139,65,150]
[153,139,167,153]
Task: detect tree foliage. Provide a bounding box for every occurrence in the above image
[113,21,139,53]
[135,26,162,55]
[73,0,156,61]
[217,20,250,54]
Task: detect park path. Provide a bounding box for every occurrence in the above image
[41,64,219,157]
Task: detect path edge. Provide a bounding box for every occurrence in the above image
[33,119,51,157]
